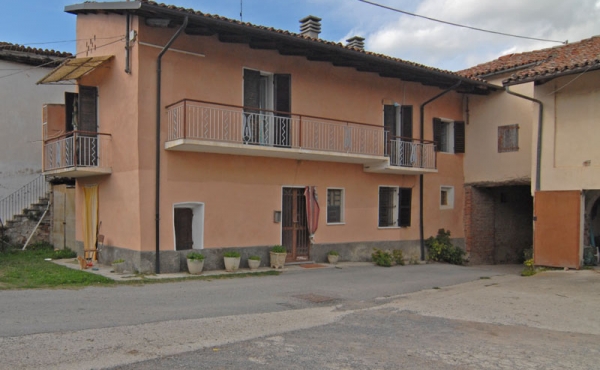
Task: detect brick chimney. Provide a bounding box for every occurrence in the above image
[299,15,322,39]
[346,36,365,50]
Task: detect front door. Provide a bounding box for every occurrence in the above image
[282,188,310,261]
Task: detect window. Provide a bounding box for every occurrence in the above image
[433,118,465,153]
[440,186,454,209]
[378,186,411,227]
[327,188,344,224]
[498,124,519,152]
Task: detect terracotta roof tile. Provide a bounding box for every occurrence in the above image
[0,41,72,66]
[458,36,600,84]
[136,0,486,84]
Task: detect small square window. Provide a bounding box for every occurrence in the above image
[327,188,344,224]
[440,186,454,209]
[498,124,519,152]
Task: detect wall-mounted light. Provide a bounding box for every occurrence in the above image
[273,211,282,223]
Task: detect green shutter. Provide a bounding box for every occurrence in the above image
[401,106,413,139]
[398,188,412,227]
[433,117,442,152]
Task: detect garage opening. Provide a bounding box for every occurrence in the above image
[465,185,533,264]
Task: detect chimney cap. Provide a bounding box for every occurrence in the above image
[299,15,322,23]
[346,36,365,50]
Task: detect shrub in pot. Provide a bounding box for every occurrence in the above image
[248,255,261,270]
[224,251,241,272]
[327,250,339,264]
[270,245,287,269]
[186,252,205,274]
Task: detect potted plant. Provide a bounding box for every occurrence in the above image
[186,252,205,274]
[327,250,339,265]
[248,255,261,270]
[112,259,125,274]
[270,245,287,269]
[224,251,241,272]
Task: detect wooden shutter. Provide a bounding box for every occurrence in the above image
[274,74,291,114]
[398,188,412,227]
[243,69,260,111]
[433,117,442,152]
[174,208,194,251]
[400,106,413,139]
[383,105,396,139]
[454,121,465,153]
[78,86,97,133]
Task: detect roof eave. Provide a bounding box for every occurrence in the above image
[504,63,600,86]
[65,1,142,14]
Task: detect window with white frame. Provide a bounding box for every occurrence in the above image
[378,186,411,227]
[327,188,344,224]
[440,186,454,209]
[433,118,465,153]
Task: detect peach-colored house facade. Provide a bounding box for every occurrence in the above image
[40,1,496,273]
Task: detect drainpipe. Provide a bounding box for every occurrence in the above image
[125,13,131,74]
[504,86,543,192]
[418,81,461,261]
[155,16,189,274]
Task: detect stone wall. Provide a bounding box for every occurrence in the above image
[3,200,52,247]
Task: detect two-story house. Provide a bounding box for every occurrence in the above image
[460,36,600,269]
[38,0,496,273]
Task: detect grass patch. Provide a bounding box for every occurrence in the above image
[0,247,114,290]
[479,276,491,280]
[0,244,281,290]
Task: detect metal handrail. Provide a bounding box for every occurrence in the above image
[0,175,49,224]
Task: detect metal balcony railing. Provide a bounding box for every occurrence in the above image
[43,131,111,172]
[385,134,437,170]
[166,100,385,157]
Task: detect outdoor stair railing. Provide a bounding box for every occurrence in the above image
[0,175,50,225]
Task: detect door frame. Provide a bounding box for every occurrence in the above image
[172,202,205,251]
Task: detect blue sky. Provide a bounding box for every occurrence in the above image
[2,0,600,71]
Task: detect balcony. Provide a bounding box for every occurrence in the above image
[165,100,437,174]
[43,131,112,178]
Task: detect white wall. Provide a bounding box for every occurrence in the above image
[0,59,73,199]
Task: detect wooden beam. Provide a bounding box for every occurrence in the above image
[218,34,250,43]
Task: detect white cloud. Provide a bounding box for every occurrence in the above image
[341,0,600,70]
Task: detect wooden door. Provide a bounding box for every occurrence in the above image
[174,208,194,250]
[534,191,581,268]
[282,188,310,261]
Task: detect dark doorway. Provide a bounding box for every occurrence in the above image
[174,208,194,251]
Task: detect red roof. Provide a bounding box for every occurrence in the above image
[458,35,600,85]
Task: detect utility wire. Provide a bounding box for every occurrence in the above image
[358,0,567,45]
[0,35,125,50]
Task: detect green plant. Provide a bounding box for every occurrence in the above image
[248,255,261,261]
[112,259,125,264]
[187,252,205,261]
[408,255,420,265]
[53,248,76,259]
[425,229,465,265]
[392,249,405,265]
[224,251,241,258]
[371,248,392,267]
[271,245,287,253]
[521,258,536,276]
[328,250,339,256]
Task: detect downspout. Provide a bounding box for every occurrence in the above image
[504,86,543,192]
[155,16,189,274]
[125,13,131,74]
[418,80,461,261]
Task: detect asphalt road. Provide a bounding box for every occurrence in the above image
[2,263,598,369]
[0,263,501,337]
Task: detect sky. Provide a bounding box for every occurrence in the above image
[2,0,600,71]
